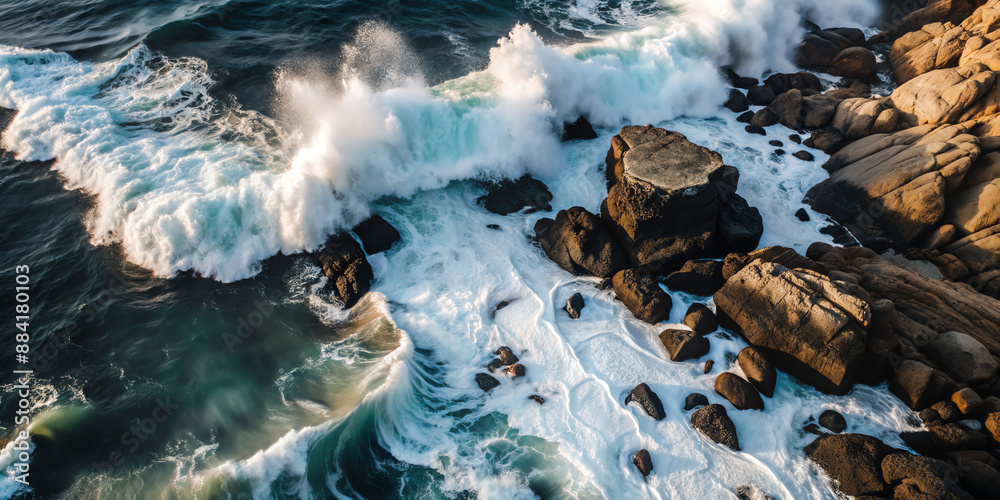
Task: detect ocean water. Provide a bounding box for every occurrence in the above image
[0,0,921,499]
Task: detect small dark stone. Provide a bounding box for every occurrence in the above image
[505,363,526,378]
[487,224,501,231]
[660,329,711,362]
[704,360,715,374]
[789,134,802,144]
[476,373,500,392]
[736,485,775,500]
[564,292,585,319]
[769,140,783,147]
[529,394,545,404]
[562,116,598,141]
[737,111,755,124]
[495,346,519,365]
[795,208,811,222]
[715,372,765,410]
[487,358,504,373]
[625,383,666,421]
[918,408,943,426]
[819,410,847,433]
[793,150,815,162]
[724,89,750,113]
[774,149,786,156]
[632,449,654,477]
[745,125,766,136]
[684,393,709,411]
[492,299,514,318]
[684,304,718,335]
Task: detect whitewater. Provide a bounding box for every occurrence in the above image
[0,0,927,498]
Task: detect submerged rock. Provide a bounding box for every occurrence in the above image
[478,175,553,215]
[562,116,598,141]
[352,214,401,254]
[495,346,519,366]
[476,373,500,392]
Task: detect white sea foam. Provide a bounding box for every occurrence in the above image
[1,0,877,282]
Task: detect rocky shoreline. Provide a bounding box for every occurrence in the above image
[299,2,1000,496]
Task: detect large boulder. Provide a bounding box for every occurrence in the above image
[690,404,740,451]
[890,63,1000,127]
[714,372,765,410]
[714,260,871,394]
[807,124,981,248]
[613,269,673,324]
[796,28,867,68]
[926,331,999,384]
[603,126,752,270]
[828,46,879,83]
[311,234,374,308]
[536,207,627,279]
[805,433,898,497]
[767,90,839,130]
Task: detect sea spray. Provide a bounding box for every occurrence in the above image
[1,0,879,282]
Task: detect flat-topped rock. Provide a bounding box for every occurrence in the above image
[615,126,726,191]
[603,126,756,271]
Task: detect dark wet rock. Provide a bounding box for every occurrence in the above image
[352,214,401,254]
[684,304,718,335]
[774,149,785,156]
[737,111,755,124]
[603,126,751,270]
[795,208,811,221]
[789,134,802,144]
[691,404,740,450]
[564,292,585,319]
[529,394,545,404]
[806,127,847,153]
[487,358,504,373]
[684,393,709,411]
[487,224,501,231]
[747,85,776,106]
[764,72,823,95]
[882,453,974,500]
[476,373,500,392]
[660,329,711,362]
[736,485,775,500]
[933,400,962,422]
[721,67,759,89]
[768,89,839,130]
[805,433,898,497]
[714,372,765,410]
[745,125,767,136]
[704,360,714,374]
[311,233,374,308]
[536,206,627,279]
[478,175,552,215]
[614,269,672,324]
[632,449,654,477]
[793,150,815,162]
[663,260,726,296]
[495,346,519,366]
[492,299,514,318]
[920,407,944,426]
[625,383,666,421]
[0,107,15,135]
[828,47,879,83]
[562,116,598,141]
[737,347,777,398]
[769,140,784,147]
[819,410,847,433]
[750,108,779,127]
[718,193,763,253]
[714,259,870,394]
[804,423,825,436]
[725,89,750,113]
[505,363,526,378]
